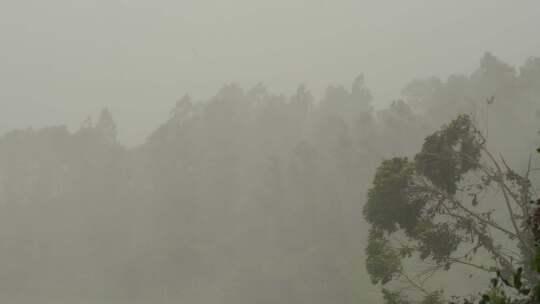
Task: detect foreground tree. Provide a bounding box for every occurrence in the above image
[363,114,536,303]
[449,153,540,304]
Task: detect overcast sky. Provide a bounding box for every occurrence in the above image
[1,0,539,145]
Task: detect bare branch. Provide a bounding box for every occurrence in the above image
[482,146,534,256]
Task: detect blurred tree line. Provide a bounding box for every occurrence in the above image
[0,53,539,303]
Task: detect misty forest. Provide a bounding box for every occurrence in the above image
[2,3,540,304]
[2,51,540,303]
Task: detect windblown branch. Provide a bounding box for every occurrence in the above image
[482,146,534,256]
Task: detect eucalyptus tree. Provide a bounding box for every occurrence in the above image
[364,114,536,303]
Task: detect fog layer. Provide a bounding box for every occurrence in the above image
[1,1,539,144]
[0,52,539,303]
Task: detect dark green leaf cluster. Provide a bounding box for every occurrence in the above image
[382,289,412,304]
[365,229,402,285]
[415,114,482,195]
[416,223,462,263]
[421,291,445,304]
[364,157,424,235]
[381,289,445,304]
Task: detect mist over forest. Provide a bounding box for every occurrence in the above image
[1,51,540,303]
[2,1,540,303]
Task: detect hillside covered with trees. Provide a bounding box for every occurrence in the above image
[0,53,539,303]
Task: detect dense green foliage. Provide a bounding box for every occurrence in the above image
[415,114,482,195]
[364,112,538,303]
[365,157,419,234]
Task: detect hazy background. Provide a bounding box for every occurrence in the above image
[0,1,539,303]
[1,0,539,144]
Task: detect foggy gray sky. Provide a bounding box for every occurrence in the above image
[1,0,539,145]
